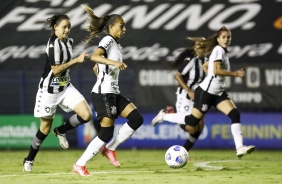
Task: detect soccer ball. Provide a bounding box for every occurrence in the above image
[165,145,189,168]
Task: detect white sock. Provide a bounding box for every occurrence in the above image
[163,113,186,125]
[106,123,134,150]
[76,136,105,166]
[187,133,197,143]
[231,123,243,149]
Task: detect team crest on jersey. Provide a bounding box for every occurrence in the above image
[49,44,54,48]
[45,107,50,113]
[111,106,117,115]
[201,104,208,112]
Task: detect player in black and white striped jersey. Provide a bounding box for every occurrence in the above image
[73,5,143,176]
[152,37,208,151]
[23,14,93,172]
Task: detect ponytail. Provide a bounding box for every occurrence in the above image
[81,4,109,43]
[81,4,123,43]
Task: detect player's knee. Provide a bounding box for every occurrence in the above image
[227,108,241,123]
[98,126,114,143]
[80,111,93,122]
[185,125,197,135]
[185,115,200,126]
[127,109,144,130]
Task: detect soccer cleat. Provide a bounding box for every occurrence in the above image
[23,158,34,172]
[151,109,165,126]
[73,163,91,176]
[101,146,120,167]
[53,127,69,149]
[236,145,255,158]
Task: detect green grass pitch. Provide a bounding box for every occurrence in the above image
[0,149,281,184]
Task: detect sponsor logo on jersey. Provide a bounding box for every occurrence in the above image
[51,76,70,86]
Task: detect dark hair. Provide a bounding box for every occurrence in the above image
[201,26,231,54]
[170,36,207,68]
[46,14,70,35]
[216,26,231,37]
[171,47,195,68]
[81,4,122,43]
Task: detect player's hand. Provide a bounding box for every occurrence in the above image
[76,52,88,63]
[235,68,245,77]
[115,62,128,71]
[188,91,195,100]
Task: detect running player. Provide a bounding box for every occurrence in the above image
[184,26,255,157]
[23,14,92,172]
[72,5,143,176]
[151,37,208,151]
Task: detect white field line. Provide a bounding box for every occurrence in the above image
[194,160,241,170]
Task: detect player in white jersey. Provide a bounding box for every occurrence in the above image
[23,14,92,172]
[151,37,208,151]
[73,5,143,176]
[184,26,255,157]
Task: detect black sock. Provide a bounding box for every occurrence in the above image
[57,121,74,134]
[57,115,88,134]
[183,132,201,151]
[26,130,47,161]
[26,146,38,161]
[180,124,186,132]
[183,139,194,151]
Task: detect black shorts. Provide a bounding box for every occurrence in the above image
[193,87,231,114]
[92,93,131,121]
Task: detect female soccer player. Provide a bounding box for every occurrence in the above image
[151,37,207,151]
[184,26,255,157]
[23,14,92,172]
[72,5,143,176]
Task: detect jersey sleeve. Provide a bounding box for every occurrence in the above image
[48,37,61,66]
[178,58,192,75]
[98,36,113,57]
[212,46,224,63]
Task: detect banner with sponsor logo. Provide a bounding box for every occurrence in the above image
[77,113,282,149]
[0,0,282,114]
[0,115,63,148]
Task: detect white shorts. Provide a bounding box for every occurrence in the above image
[34,84,86,119]
[175,87,194,115]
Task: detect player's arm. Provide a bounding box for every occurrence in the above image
[93,64,98,76]
[213,61,245,77]
[202,61,208,74]
[51,52,88,75]
[175,71,195,100]
[91,47,127,71]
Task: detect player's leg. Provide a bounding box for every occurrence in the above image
[24,89,57,172]
[73,93,116,175]
[74,116,114,175]
[152,88,191,126]
[216,93,255,157]
[53,86,92,149]
[102,95,143,166]
[23,117,53,172]
[183,116,205,151]
[184,87,209,135]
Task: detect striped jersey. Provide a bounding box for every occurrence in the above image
[39,35,73,93]
[199,45,230,95]
[92,35,122,94]
[178,55,207,92]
